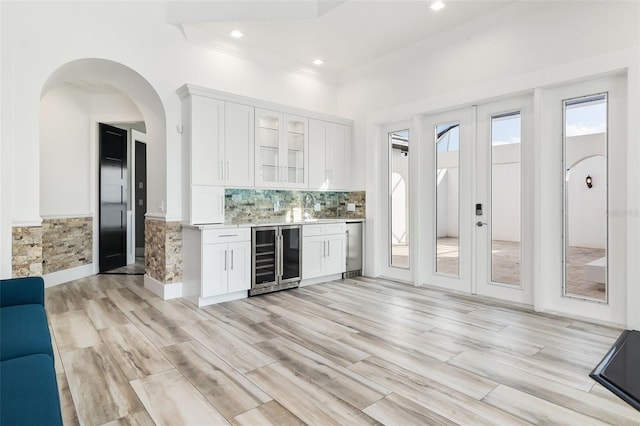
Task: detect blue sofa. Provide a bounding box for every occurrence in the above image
[0,277,63,425]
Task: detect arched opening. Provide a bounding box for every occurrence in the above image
[39,59,166,284]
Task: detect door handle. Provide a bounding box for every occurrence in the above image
[476,221,488,227]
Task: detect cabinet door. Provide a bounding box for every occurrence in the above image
[328,123,348,190]
[202,244,228,297]
[308,119,328,190]
[191,186,224,224]
[302,235,325,280]
[255,109,282,187]
[227,241,251,292]
[225,102,254,187]
[191,96,224,186]
[325,234,346,275]
[283,114,308,188]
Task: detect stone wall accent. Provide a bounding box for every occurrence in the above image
[42,217,92,274]
[12,226,43,277]
[145,218,182,283]
[224,189,366,223]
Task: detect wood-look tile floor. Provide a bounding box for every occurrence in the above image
[46,274,639,425]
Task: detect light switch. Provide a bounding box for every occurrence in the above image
[347,203,356,212]
[314,203,321,212]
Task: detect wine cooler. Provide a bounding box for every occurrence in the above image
[251,225,302,296]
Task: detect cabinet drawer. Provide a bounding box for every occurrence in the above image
[303,224,324,237]
[203,227,251,244]
[324,223,346,235]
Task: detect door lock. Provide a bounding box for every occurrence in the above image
[476,221,488,227]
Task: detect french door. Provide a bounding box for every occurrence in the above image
[475,95,533,304]
[422,96,533,304]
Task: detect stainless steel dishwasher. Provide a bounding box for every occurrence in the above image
[343,221,363,278]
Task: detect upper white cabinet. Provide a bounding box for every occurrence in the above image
[189,96,225,186]
[308,119,350,190]
[180,87,255,224]
[255,108,308,188]
[224,102,255,187]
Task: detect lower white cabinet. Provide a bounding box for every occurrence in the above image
[183,227,251,306]
[302,223,346,280]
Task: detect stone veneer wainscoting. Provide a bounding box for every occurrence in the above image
[42,217,92,274]
[145,218,182,284]
[225,189,366,223]
[12,226,43,277]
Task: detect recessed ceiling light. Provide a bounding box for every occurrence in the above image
[312,58,325,66]
[430,1,445,11]
[229,30,244,39]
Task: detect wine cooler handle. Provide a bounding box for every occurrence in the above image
[279,234,284,279]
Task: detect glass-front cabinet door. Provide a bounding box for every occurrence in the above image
[255,108,308,188]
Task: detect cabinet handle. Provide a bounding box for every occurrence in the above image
[323,240,326,258]
[226,160,230,180]
[224,250,228,271]
[231,249,234,270]
[327,240,330,257]
[279,234,284,278]
[220,160,224,181]
[219,234,239,237]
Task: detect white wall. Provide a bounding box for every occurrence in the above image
[567,156,607,249]
[40,85,91,216]
[39,85,143,217]
[1,0,340,277]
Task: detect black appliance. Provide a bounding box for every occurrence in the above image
[251,225,301,296]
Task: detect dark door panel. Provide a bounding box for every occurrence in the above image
[99,123,127,272]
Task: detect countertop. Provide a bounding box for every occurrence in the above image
[183,217,365,230]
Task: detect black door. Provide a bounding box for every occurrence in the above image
[135,141,147,257]
[99,123,127,272]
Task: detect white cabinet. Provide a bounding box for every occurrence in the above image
[302,222,346,280]
[191,186,225,225]
[224,102,254,187]
[182,227,251,306]
[308,119,350,190]
[255,109,308,188]
[180,88,255,224]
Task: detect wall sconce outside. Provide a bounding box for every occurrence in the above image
[585,175,593,189]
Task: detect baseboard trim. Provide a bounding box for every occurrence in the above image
[300,273,343,287]
[144,275,182,300]
[43,264,94,288]
[184,290,248,307]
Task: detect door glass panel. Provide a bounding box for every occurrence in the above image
[257,114,280,183]
[389,129,409,268]
[563,94,607,301]
[281,227,301,280]
[435,122,460,276]
[286,118,305,184]
[491,112,521,285]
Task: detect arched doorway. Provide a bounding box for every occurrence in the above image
[39,59,166,284]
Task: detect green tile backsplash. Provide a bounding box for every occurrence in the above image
[225,189,365,223]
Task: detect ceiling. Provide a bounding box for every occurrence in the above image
[171,0,517,76]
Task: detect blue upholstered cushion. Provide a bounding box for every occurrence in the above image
[0,304,54,361]
[0,354,63,425]
[0,277,45,307]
